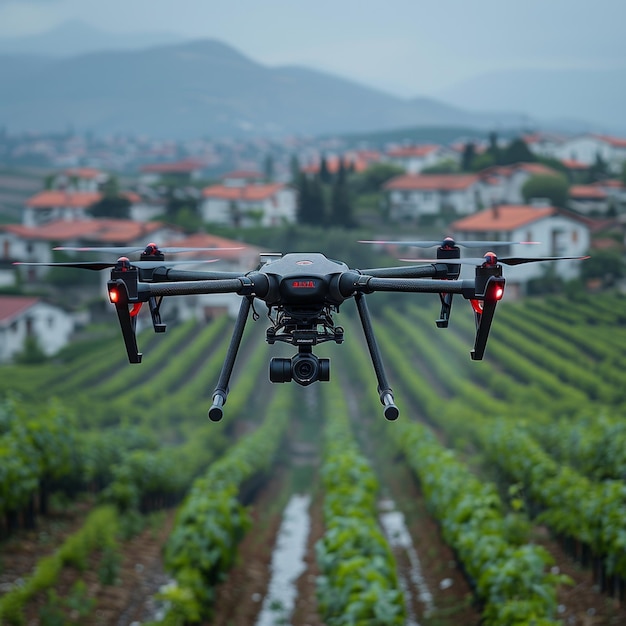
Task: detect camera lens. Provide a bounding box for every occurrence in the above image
[292,353,318,385]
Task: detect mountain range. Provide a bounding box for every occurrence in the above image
[0,21,622,139]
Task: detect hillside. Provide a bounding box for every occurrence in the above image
[0,39,531,138]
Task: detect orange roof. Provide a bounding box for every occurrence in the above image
[513,163,559,176]
[561,159,589,170]
[592,179,624,189]
[384,174,479,191]
[3,219,167,243]
[64,167,104,179]
[202,183,285,201]
[221,170,263,180]
[164,232,263,262]
[26,191,102,208]
[140,159,205,174]
[593,134,626,149]
[0,296,39,323]
[387,145,440,158]
[569,185,607,199]
[452,205,555,232]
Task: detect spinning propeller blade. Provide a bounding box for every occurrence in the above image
[399,253,590,266]
[359,237,539,248]
[14,259,219,271]
[53,244,243,255]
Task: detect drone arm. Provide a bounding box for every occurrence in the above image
[353,276,474,296]
[357,264,448,279]
[150,267,247,282]
[208,296,252,422]
[354,293,399,421]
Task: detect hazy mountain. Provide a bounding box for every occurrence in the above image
[437,67,626,135]
[0,19,184,57]
[0,33,615,139]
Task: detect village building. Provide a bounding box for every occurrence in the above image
[158,232,265,320]
[200,181,296,227]
[385,145,458,174]
[451,204,590,296]
[0,219,181,282]
[553,134,626,174]
[384,173,484,222]
[0,296,75,363]
[568,185,610,216]
[478,163,561,206]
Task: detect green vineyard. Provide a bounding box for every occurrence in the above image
[1,290,626,625]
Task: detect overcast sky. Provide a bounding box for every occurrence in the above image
[0,0,624,97]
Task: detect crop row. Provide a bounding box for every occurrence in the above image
[376,304,626,585]
[342,316,566,625]
[0,505,119,626]
[315,381,406,625]
[154,386,291,624]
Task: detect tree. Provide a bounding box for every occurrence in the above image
[14,335,47,365]
[330,164,354,228]
[296,173,317,225]
[461,143,477,172]
[289,154,300,184]
[587,152,609,183]
[88,176,130,219]
[319,155,332,184]
[309,175,327,224]
[487,131,502,165]
[500,138,537,165]
[521,173,569,208]
[352,163,405,194]
[263,153,275,182]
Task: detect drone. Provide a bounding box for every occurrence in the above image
[16,238,587,421]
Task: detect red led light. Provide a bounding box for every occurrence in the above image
[108,288,119,303]
[494,287,504,300]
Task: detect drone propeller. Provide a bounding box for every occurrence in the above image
[359,237,539,249]
[14,258,220,271]
[53,243,243,255]
[400,252,590,267]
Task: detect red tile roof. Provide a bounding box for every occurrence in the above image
[561,159,589,170]
[164,232,263,261]
[221,170,263,180]
[202,183,285,201]
[593,134,626,149]
[452,205,555,231]
[384,174,479,191]
[26,191,102,208]
[140,159,205,174]
[569,185,608,200]
[63,167,104,179]
[3,219,167,243]
[0,296,39,323]
[386,145,440,158]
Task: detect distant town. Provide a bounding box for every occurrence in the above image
[1,126,625,363]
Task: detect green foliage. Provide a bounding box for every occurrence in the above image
[13,335,47,365]
[350,163,405,194]
[522,172,569,208]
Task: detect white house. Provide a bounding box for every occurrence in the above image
[52,167,110,193]
[23,190,102,226]
[554,134,626,174]
[384,174,484,222]
[0,296,76,362]
[568,185,610,215]
[200,183,297,227]
[385,145,458,174]
[1,219,181,282]
[451,204,590,296]
[478,163,562,206]
[158,232,266,320]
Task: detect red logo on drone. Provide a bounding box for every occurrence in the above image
[292,280,316,288]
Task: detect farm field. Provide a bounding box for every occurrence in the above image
[1,290,626,625]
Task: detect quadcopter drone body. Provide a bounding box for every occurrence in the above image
[17,239,586,421]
